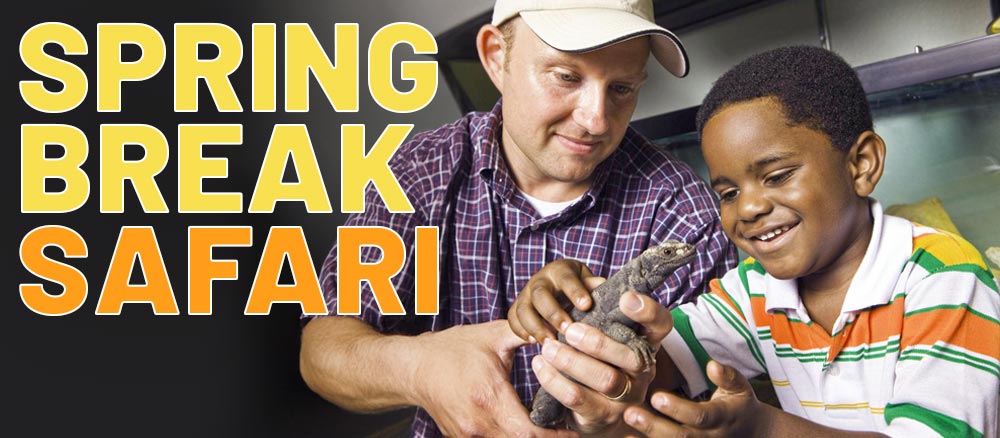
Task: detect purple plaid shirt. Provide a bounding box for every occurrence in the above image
[313,100,737,437]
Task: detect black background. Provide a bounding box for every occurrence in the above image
[7,1,430,436]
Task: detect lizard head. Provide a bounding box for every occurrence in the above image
[637,240,697,287]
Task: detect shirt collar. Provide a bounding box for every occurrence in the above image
[473,99,504,178]
[473,99,515,200]
[841,199,912,312]
[764,199,913,313]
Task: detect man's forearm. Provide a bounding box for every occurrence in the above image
[299,316,420,412]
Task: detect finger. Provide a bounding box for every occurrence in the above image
[507,298,530,342]
[551,262,597,312]
[623,404,688,438]
[515,285,559,343]
[706,360,752,396]
[532,354,614,424]
[541,339,632,403]
[619,292,674,345]
[648,390,724,429]
[530,281,574,336]
[563,322,645,374]
[583,275,606,292]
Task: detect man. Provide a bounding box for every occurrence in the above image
[299,1,737,436]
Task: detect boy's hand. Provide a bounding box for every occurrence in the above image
[508,259,606,343]
[623,360,768,437]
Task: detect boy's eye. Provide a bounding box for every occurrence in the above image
[717,188,738,203]
[764,169,794,185]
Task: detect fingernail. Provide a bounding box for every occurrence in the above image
[559,321,570,332]
[531,356,542,372]
[542,339,560,359]
[623,293,643,312]
[565,324,584,345]
[577,297,590,308]
[528,335,537,344]
[652,393,669,409]
[626,410,645,426]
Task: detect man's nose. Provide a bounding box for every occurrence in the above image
[573,84,610,136]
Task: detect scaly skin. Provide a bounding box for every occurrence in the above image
[530,240,697,428]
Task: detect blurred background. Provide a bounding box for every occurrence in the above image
[7,1,999,436]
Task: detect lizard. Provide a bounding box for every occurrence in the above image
[529,240,698,428]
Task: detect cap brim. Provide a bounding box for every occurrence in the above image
[519,8,689,78]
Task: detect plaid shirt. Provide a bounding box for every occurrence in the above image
[314,100,737,437]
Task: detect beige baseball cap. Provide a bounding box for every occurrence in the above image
[492,0,689,77]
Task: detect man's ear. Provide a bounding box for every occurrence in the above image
[847,130,886,197]
[476,23,507,92]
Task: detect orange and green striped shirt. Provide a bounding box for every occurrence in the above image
[663,204,1000,437]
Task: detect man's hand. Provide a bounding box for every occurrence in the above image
[508,259,604,344]
[622,360,765,437]
[410,320,577,438]
[532,292,675,435]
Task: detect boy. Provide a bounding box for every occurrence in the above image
[510,46,1000,437]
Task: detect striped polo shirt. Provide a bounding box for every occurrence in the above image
[663,201,1000,437]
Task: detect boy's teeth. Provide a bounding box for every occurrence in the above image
[757,225,791,241]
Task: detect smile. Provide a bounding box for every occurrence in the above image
[751,224,794,242]
[556,135,601,153]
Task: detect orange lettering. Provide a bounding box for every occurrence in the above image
[245,227,326,315]
[188,226,252,315]
[19,225,89,316]
[95,227,178,315]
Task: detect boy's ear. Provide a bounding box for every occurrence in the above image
[476,23,507,92]
[847,131,886,197]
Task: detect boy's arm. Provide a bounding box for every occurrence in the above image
[624,360,888,437]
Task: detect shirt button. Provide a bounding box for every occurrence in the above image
[530,224,538,231]
[827,364,840,376]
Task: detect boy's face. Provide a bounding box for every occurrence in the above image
[701,97,871,280]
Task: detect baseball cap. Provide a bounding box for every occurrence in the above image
[491,0,689,77]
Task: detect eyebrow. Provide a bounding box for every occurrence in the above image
[709,152,795,187]
[747,152,794,173]
[543,51,648,83]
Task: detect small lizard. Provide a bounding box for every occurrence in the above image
[529,240,697,428]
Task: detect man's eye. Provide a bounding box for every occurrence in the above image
[558,73,578,82]
[611,84,634,95]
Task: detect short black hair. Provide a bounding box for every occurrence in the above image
[695,45,872,150]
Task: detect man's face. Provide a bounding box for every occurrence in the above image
[701,97,871,282]
[498,20,649,199]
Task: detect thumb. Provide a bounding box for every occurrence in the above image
[706,360,752,396]
[491,320,530,355]
[619,292,673,345]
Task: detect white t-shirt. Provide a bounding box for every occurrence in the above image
[519,190,582,218]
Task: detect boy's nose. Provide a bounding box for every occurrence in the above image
[573,85,610,136]
[737,188,772,222]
